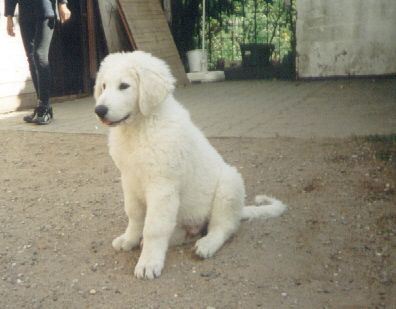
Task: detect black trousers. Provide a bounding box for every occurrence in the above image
[19,16,55,107]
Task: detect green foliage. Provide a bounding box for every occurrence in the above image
[206,0,295,69]
[171,0,296,71]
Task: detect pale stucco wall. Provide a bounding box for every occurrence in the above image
[0,0,36,112]
[296,0,396,78]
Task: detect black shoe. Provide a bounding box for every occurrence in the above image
[23,106,53,125]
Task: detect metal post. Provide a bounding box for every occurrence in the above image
[201,0,207,71]
[202,0,205,52]
[254,0,257,44]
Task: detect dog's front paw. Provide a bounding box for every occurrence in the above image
[112,234,139,251]
[134,258,164,280]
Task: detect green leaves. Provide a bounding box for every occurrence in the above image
[171,0,295,71]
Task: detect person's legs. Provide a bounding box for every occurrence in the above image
[20,17,55,124]
[19,18,39,99]
[33,18,55,108]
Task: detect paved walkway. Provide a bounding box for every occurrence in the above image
[0,79,395,138]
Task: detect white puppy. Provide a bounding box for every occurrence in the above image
[94,51,286,279]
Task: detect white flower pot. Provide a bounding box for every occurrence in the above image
[186,49,207,72]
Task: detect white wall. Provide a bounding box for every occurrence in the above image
[296,0,396,78]
[0,0,36,112]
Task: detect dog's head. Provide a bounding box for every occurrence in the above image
[94,51,176,126]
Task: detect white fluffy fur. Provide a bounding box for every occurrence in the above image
[94,51,287,280]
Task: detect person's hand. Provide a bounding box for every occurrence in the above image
[6,16,15,36]
[58,3,71,24]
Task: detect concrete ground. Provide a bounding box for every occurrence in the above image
[0,78,395,137]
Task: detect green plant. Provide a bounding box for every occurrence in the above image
[171,0,295,72]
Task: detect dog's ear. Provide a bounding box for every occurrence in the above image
[93,70,103,100]
[136,67,175,116]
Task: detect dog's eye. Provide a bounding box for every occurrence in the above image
[102,83,106,90]
[119,83,130,90]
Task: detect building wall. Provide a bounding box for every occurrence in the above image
[0,0,36,112]
[296,0,396,78]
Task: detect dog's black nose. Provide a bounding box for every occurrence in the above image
[95,105,108,118]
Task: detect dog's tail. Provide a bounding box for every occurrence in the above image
[241,195,287,220]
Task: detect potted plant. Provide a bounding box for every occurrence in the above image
[240,0,282,68]
[186,35,208,72]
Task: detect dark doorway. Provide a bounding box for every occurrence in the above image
[49,0,89,97]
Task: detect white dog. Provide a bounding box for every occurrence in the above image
[94,51,286,279]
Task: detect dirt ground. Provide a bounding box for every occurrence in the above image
[0,131,395,309]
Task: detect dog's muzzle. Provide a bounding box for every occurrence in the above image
[95,105,130,126]
[95,105,108,119]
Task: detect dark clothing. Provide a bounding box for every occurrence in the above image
[19,17,55,106]
[4,0,67,107]
[4,0,68,19]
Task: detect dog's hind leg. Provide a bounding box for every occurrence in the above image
[195,166,245,258]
